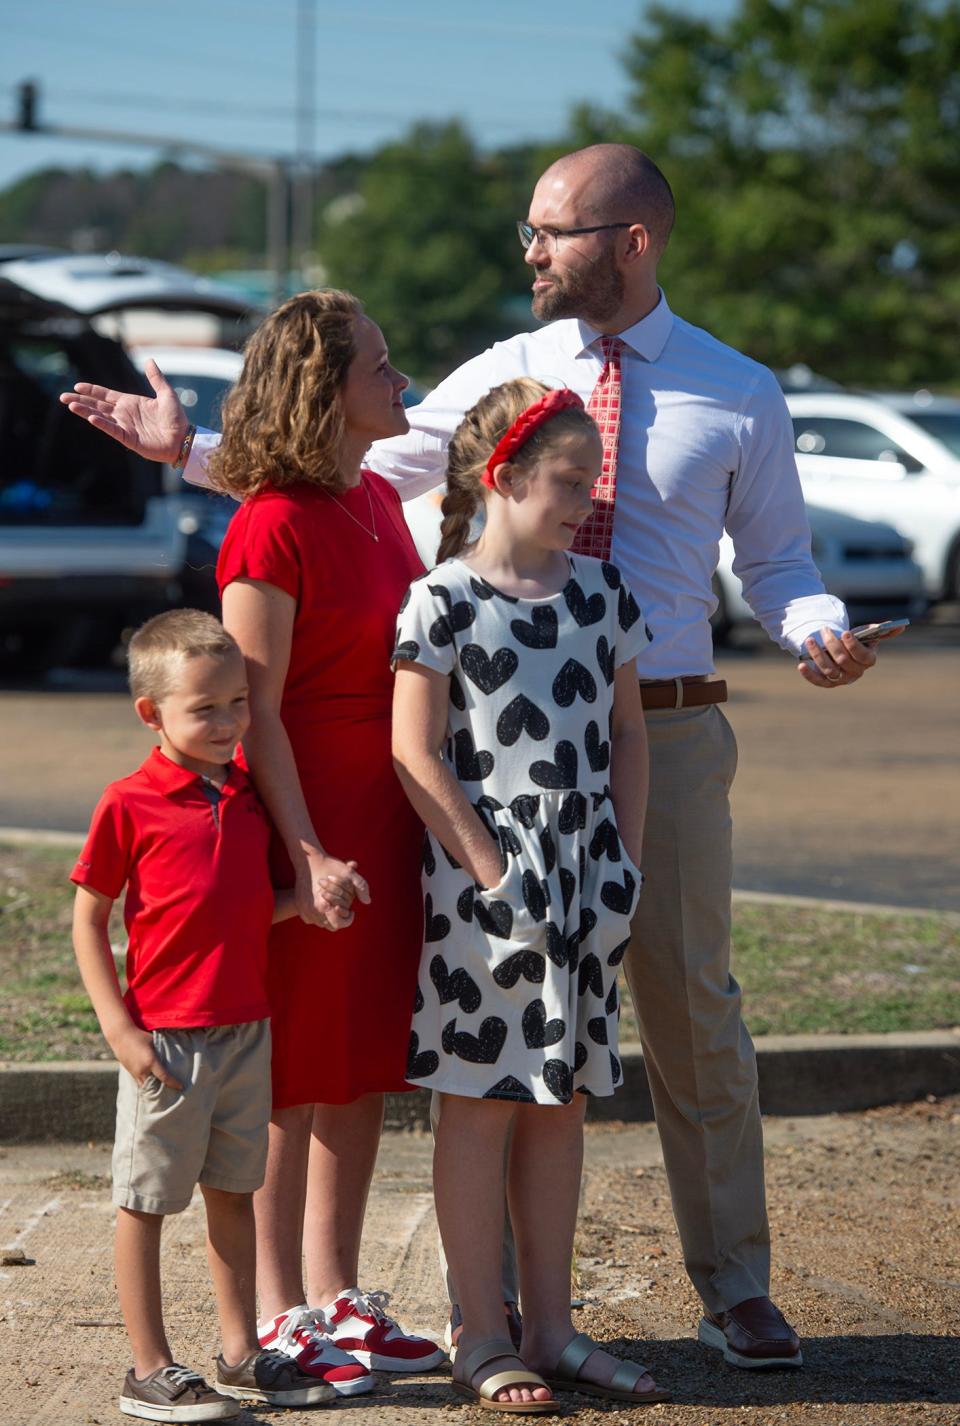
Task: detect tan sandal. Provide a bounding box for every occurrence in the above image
[453,1337,557,1414]
[544,1331,671,1404]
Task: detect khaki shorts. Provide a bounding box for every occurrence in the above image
[112,1019,271,1215]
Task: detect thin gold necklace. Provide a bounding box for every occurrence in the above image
[325,479,378,541]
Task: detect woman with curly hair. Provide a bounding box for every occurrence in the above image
[63,290,445,1392]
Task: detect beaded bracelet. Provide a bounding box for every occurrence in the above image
[172,424,197,470]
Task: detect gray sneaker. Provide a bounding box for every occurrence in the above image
[215,1349,336,1406]
[119,1363,240,1421]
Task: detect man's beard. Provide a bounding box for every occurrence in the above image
[531,249,624,324]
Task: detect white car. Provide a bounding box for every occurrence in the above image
[787,391,960,601]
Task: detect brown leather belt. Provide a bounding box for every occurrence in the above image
[640,677,728,711]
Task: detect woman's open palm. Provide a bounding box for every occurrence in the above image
[59,358,189,464]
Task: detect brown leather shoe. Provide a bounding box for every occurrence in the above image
[698,1296,802,1369]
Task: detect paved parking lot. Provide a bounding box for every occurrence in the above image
[1,612,956,909]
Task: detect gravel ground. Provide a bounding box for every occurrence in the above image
[1,1098,957,1426]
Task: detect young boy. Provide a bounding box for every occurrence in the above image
[71,609,333,1422]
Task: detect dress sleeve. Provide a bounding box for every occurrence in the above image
[391,576,457,675]
[612,571,653,668]
[216,496,301,603]
[71,786,134,900]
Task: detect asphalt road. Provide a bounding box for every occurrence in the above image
[1,611,956,910]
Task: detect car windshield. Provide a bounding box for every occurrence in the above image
[165,372,233,431]
[908,412,960,460]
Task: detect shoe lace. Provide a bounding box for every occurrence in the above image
[349,1287,393,1323]
[160,1364,206,1389]
[277,1305,329,1346]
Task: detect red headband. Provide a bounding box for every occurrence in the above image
[482,387,585,488]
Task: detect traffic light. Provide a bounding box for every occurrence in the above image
[17,81,38,132]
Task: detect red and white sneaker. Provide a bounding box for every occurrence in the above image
[257,1303,373,1396]
[321,1288,446,1372]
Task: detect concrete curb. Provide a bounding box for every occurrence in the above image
[3,1031,958,1142]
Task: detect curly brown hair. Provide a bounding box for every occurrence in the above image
[437,379,599,563]
[207,288,363,497]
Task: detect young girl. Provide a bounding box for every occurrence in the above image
[391,379,670,1412]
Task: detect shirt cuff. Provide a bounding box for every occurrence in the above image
[182,427,219,490]
[779,595,849,655]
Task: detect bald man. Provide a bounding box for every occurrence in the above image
[62,143,888,1375]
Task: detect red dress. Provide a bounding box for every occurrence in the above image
[217,472,425,1107]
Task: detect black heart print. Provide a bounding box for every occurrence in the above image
[605,979,619,1015]
[542,1058,573,1103]
[544,920,568,967]
[578,843,587,891]
[454,728,494,781]
[493,949,546,989]
[589,818,621,863]
[422,835,436,877]
[427,583,476,646]
[521,869,548,922]
[471,576,518,604]
[578,952,603,998]
[498,824,522,859]
[510,794,540,828]
[564,580,606,628]
[398,586,413,614]
[601,561,621,591]
[484,1075,534,1102]
[601,870,637,916]
[441,842,463,870]
[618,583,641,631]
[585,720,610,773]
[559,791,587,835]
[596,635,615,686]
[461,643,518,694]
[559,867,577,917]
[610,1050,622,1085]
[591,788,609,812]
[424,893,450,943]
[567,907,597,966]
[574,1041,589,1072]
[523,999,565,1049]
[477,794,505,814]
[441,1015,507,1065]
[530,740,578,790]
[450,672,467,711]
[511,606,558,649]
[607,935,630,967]
[413,984,424,1013]
[456,887,475,924]
[473,896,514,940]
[587,1016,608,1045]
[497,694,550,746]
[429,954,482,1013]
[393,639,420,662]
[407,1031,439,1079]
[539,825,557,875]
[553,658,597,708]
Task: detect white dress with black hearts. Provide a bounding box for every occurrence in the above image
[392,554,652,1105]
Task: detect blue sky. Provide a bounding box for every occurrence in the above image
[1,0,733,193]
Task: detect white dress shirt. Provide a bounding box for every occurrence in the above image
[186,290,846,678]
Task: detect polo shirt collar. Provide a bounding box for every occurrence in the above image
[564,287,674,363]
[140,746,246,799]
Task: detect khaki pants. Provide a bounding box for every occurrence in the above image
[435,703,770,1317]
[624,704,769,1314]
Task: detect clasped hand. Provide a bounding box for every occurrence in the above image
[297,852,371,930]
[110,1023,182,1090]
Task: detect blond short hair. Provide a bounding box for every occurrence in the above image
[127,609,241,703]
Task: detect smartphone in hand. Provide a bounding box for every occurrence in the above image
[801,618,909,661]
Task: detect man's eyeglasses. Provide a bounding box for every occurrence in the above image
[516,221,634,252]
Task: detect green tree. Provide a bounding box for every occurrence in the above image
[319,121,538,384]
[610,0,960,386]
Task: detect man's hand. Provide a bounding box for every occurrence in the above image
[58,359,189,464]
[797,626,895,687]
[295,853,371,931]
[109,1023,182,1090]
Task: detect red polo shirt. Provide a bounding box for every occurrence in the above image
[72,748,274,1031]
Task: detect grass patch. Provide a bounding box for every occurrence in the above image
[1,841,958,1061]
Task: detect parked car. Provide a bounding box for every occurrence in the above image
[786,390,960,601]
[0,257,256,669]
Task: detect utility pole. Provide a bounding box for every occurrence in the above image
[4,80,294,303]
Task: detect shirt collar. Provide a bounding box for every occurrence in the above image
[140,746,246,799]
[563,287,674,363]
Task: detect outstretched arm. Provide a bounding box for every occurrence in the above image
[59,358,189,464]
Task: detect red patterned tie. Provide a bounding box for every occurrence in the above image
[572,336,624,561]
